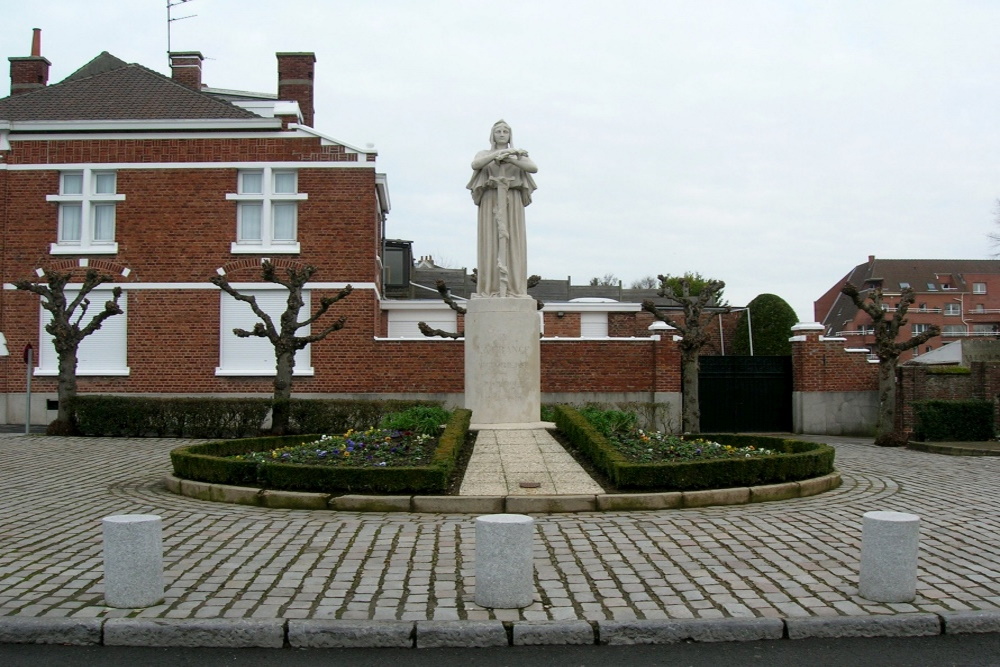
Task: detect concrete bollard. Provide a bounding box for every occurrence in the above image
[102,514,164,608]
[859,510,920,603]
[475,514,535,608]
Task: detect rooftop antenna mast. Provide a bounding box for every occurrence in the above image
[167,0,198,59]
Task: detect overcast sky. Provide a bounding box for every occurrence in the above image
[5,1,1000,320]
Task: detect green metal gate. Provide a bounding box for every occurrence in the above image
[698,356,793,432]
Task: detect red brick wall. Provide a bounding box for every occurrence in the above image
[791,329,879,392]
[897,363,1000,436]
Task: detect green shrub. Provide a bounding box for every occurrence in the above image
[554,405,835,490]
[171,409,472,494]
[912,399,994,442]
[379,405,452,436]
[286,398,439,435]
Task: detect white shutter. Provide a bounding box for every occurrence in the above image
[580,312,608,338]
[387,309,457,338]
[217,289,312,375]
[37,289,128,376]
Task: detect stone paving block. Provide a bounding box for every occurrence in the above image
[328,495,412,512]
[104,618,285,647]
[178,478,213,501]
[749,482,800,503]
[940,611,1000,634]
[785,613,940,639]
[412,496,504,514]
[798,472,841,497]
[512,620,595,645]
[415,620,508,648]
[288,619,414,647]
[505,495,597,513]
[682,487,751,508]
[599,618,784,644]
[210,483,263,506]
[260,490,330,510]
[596,493,682,511]
[0,617,102,645]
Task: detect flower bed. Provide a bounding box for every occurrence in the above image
[170,408,471,495]
[553,405,834,491]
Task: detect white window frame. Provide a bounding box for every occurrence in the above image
[227,168,305,254]
[973,282,987,294]
[913,323,929,335]
[35,288,129,376]
[944,303,961,316]
[46,169,124,255]
[216,288,314,376]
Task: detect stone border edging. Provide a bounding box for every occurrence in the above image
[162,472,842,513]
[907,441,1000,457]
[1,612,998,648]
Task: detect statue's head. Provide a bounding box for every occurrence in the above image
[490,120,512,149]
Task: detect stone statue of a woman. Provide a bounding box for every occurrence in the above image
[467,120,538,298]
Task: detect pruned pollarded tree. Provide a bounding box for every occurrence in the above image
[641,273,729,433]
[841,282,940,446]
[13,268,123,434]
[211,260,352,435]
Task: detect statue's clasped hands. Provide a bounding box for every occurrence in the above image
[495,148,528,163]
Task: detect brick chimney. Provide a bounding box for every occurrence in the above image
[169,51,204,90]
[9,28,50,96]
[276,52,316,127]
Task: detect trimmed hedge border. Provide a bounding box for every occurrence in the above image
[552,405,836,491]
[169,409,472,495]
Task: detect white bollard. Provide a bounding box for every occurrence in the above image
[475,514,535,608]
[102,514,164,608]
[859,510,920,603]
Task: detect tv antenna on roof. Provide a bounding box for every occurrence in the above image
[166,0,198,57]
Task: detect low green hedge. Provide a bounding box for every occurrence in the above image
[552,405,835,491]
[70,396,442,438]
[170,409,472,495]
[913,399,994,442]
[73,396,271,438]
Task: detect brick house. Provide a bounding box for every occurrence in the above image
[815,255,1000,361]
[0,36,695,427]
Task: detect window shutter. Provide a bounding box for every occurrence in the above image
[218,290,311,374]
[580,312,608,337]
[38,289,128,375]
[387,309,457,338]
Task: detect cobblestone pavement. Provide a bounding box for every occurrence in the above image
[0,432,998,623]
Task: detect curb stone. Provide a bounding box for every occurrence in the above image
[163,472,842,513]
[0,613,996,647]
[512,620,595,645]
[288,619,415,648]
[0,617,102,645]
[103,618,285,648]
[940,611,1000,634]
[415,620,508,648]
[599,618,785,644]
[784,613,940,639]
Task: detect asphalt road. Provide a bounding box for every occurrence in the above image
[2,634,1000,667]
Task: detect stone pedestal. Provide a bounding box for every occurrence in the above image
[474,514,534,608]
[102,514,164,608]
[859,510,920,603]
[464,297,540,424]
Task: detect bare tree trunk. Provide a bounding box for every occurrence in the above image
[875,359,899,445]
[681,350,701,433]
[55,347,79,431]
[271,347,295,435]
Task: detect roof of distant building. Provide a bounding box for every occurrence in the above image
[0,51,259,121]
